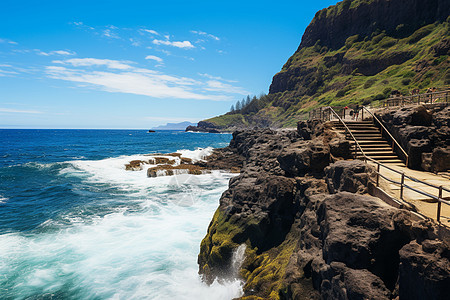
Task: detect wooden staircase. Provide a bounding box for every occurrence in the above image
[331,120,405,165]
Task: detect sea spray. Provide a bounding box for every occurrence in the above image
[0,130,240,299]
[231,244,247,277]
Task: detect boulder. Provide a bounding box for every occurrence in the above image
[325,160,375,194]
[432,147,450,172]
[407,139,432,169]
[153,157,175,165]
[398,240,450,300]
[278,140,330,176]
[329,138,352,159]
[125,160,144,171]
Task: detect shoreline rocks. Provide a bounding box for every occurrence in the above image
[375,104,450,172]
[197,122,450,299]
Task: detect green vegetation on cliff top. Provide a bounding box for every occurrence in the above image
[201,8,449,130]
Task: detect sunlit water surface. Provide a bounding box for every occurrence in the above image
[0,129,242,299]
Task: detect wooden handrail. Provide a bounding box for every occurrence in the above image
[309,106,449,223]
[361,106,409,166]
[323,106,366,160]
[380,89,450,107]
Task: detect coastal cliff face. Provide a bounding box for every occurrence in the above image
[198,124,450,299]
[189,0,449,131]
[298,0,449,50]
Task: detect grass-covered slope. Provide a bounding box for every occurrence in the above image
[199,0,449,130]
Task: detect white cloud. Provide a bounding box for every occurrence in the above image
[130,38,141,46]
[152,39,195,49]
[103,29,119,39]
[143,29,159,35]
[190,30,220,41]
[45,58,246,101]
[204,80,248,94]
[0,38,18,45]
[0,108,43,114]
[71,21,95,30]
[37,50,76,56]
[199,73,237,83]
[145,55,163,63]
[55,58,133,70]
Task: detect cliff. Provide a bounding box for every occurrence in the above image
[198,124,450,299]
[188,0,449,131]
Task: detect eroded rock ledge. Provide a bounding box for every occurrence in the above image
[198,122,449,299]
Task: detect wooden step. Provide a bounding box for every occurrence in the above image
[361,149,395,154]
[359,155,401,160]
[351,141,390,145]
[353,144,392,148]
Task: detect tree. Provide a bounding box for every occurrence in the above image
[246,95,251,106]
[230,104,235,112]
[235,100,241,111]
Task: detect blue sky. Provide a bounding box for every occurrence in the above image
[0,0,338,128]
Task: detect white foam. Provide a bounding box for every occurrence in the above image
[0,177,242,299]
[0,196,7,204]
[177,147,214,162]
[1,151,242,298]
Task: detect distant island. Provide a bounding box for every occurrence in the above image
[151,121,196,130]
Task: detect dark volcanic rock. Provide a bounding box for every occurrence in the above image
[186,121,222,133]
[432,147,450,172]
[278,140,330,176]
[398,240,450,299]
[325,160,375,194]
[375,104,449,171]
[198,127,450,299]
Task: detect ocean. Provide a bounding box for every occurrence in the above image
[0,129,243,299]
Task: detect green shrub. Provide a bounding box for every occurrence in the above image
[403,71,416,78]
[379,36,397,48]
[363,78,377,89]
[336,89,346,97]
[406,24,435,44]
[372,32,386,44]
[345,35,359,48]
[383,87,392,96]
[373,93,385,100]
[402,78,411,85]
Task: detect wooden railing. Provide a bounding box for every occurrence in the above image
[361,106,409,166]
[379,89,450,107]
[309,106,449,223]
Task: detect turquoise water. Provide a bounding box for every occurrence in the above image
[0,130,242,299]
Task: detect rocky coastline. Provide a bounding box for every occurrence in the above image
[374,104,450,172]
[197,122,450,299]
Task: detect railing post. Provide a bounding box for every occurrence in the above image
[437,185,442,223]
[400,173,405,200]
[376,164,380,187]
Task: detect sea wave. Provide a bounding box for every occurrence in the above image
[59,148,218,189]
[0,169,242,299]
[0,196,8,204]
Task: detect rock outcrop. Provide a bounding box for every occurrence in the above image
[299,0,449,50]
[185,121,221,133]
[375,104,450,171]
[198,122,450,299]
